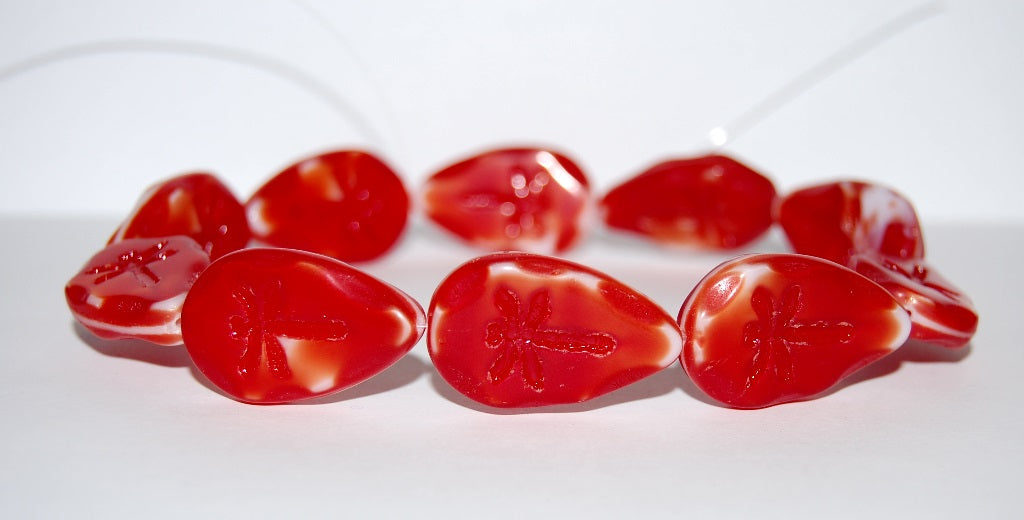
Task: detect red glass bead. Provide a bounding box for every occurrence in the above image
[601,154,777,249]
[181,248,425,404]
[428,252,682,408]
[850,254,978,348]
[777,180,924,265]
[246,150,410,262]
[109,172,250,260]
[65,236,211,346]
[678,254,911,409]
[422,148,593,254]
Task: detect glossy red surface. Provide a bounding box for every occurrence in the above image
[109,172,250,260]
[65,236,210,346]
[246,150,410,262]
[180,248,425,404]
[601,154,776,249]
[428,252,682,408]
[422,148,592,254]
[851,254,978,348]
[777,181,924,265]
[678,254,911,409]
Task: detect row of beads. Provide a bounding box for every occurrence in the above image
[66,146,977,409]
[111,148,779,265]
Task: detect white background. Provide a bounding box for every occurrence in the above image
[2,1,1023,518]
[1,0,1023,222]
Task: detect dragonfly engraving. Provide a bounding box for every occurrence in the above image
[485,285,616,392]
[229,281,349,380]
[742,284,853,388]
[84,240,177,287]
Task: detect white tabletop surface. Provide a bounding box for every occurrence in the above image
[1,215,1020,518]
